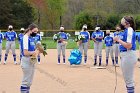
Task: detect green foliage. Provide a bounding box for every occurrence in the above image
[135,15,140,30]
[105,14,120,29]
[0,0,35,29]
[74,12,93,30]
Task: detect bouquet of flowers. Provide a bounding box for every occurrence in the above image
[66,33,71,38]
[74,34,86,42]
[30,43,47,64]
[53,33,61,42]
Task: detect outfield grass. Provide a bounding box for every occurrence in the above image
[1,37,139,49]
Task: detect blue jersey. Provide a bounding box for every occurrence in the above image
[91,31,104,42]
[33,34,42,43]
[57,32,68,43]
[18,33,24,44]
[5,31,17,41]
[79,31,90,43]
[137,34,140,44]
[0,33,4,43]
[59,32,68,39]
[119,27,136,52]
[21,35,36,56]
[114,31,123,44]
[104,36,113,46]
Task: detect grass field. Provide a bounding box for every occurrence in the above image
[2,37,140,49]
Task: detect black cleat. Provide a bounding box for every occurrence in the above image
[99,63,101,66]
[94,62,97,66]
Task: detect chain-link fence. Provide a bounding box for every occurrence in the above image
[0,30,140,49]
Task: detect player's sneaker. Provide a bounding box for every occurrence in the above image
[99,63,101,66]
[83,62,86,66]
[14,61,18,65]
[63,62,66,65]
[115,64,119,67]
[4,61,7,65]
[94,62,97,66]
[38,62,41,65]
[57,63,60,65]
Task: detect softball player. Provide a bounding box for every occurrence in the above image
[114,16,137,93]
[20,23,40,93]
[0,30,4,64]
[18,28,25,62]
[113,26,122,66]
[104,30,114,66]
[57,26,68,64]
[137,34,140,61]
[91,27,104,66]
[78,24,90,64]
[4,25,17,65]
[33,33,42,64]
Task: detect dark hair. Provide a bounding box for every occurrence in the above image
[123,16,136,30]
[24,23,38,34]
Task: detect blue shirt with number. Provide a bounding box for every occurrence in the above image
[91,30,104,42]
[21,35,36,56]
[79,31,90,43]
[5,31,17,41]
[119,27,136,52]
[104,35,113,46]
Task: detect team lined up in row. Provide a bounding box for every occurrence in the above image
[55,25,137,66]
[0,24,139,66]
[0,25,42,64]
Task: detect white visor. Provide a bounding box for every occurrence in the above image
[60,27,64,30]
[20,28,25,31]
[8,25,13,29]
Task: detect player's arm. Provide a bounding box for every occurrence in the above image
[2,33,4,39]
[96,32,104,39]
[114,29,132,49]
[91,33,97,42]
[87,32,90,47]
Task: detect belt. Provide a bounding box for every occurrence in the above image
[7,40,15,41]
[120,49,135,52]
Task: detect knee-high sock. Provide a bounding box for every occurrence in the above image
[38,55,40,63]
[58,55,60,63]
[106,57,108,65]
[126,86,134,93]
[20,86,30,93]
[94,55,97,63]
[20,54,22,61]
[112,57,114,65]
[115,57,118,64]
[99,56,102,64]
[13,54,16,61]
[84,56,87,63]
[4,54,8,61]
[0,55,2,62]
[63,55,65,63]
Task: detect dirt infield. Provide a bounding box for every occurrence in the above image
[0,49,140,93]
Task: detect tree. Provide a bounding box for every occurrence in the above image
[74,11,93,30]
[0,0,13,28]
[10,0,35,28]
[45,0,67,29]
[0,0,35,29]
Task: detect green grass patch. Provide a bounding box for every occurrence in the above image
[1,37,140,50]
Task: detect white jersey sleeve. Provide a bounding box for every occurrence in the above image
[23,35,29,50]
[127,27,133,43]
